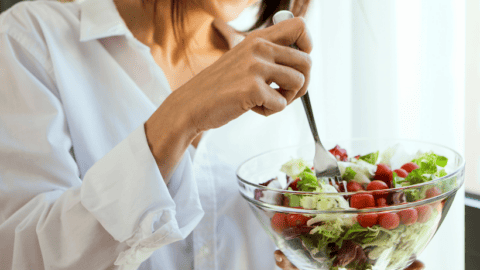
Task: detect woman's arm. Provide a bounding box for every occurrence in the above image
[145,17,313,181]
[0,4,312,269]
[0,9,203,268]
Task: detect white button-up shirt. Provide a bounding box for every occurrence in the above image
[0,0,311,269]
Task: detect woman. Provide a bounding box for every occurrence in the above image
[0,0,313,269]
[0,0,426,269]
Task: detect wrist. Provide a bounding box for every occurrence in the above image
[144,95,199,182]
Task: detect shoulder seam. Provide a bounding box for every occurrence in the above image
[2,30,56,85]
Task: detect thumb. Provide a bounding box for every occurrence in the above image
[274,250,298,270]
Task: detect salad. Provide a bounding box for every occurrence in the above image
[260,144,452,270]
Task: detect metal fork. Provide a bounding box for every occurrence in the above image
[273,11,343,186]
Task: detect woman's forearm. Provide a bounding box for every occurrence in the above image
[144,92,199,184]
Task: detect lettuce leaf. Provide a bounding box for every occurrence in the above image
[411,152,448,174]
[297,170,319,192]
[300,188,350,210]
[342,167,357,181]
[404,169,431,185]
[310,220,346,249]
[434,169,448,178]
[359,151,379,165]
[404,189,421,202]
[281,158,311,178]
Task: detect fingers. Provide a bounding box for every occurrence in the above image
[405,260,425,270]
[250,82,287,116]
[273,250,424,270]
[256,17,313,54]
[239,20,313,117]
[267,44,311,102]
[274,250,299,270]
[264,63,305,104]
[249,42,311,104]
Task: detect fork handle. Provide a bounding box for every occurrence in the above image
[288,37,321,145]
[273,11,322,145]
[300,93,321,144]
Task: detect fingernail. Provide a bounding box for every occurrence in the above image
[275,254,283,262]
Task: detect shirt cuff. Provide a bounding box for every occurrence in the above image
[80,124,204,266]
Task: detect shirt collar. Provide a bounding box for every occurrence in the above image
[79,0,129,42]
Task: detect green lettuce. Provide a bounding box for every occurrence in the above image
[342,167,357,181]
[434,169,448,178]
[404,169,431,185]
[402,152,449,185]
[297,170,319,192]
[359,151,379,165]
[280,158,311,178]
[411,152,448,173]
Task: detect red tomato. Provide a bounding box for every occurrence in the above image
[398,208,418,225]
[375,164,393,188]
[286,214,311,227]
[393,168,408,178]
[416,205,433,223]
[425,187,442,198]
[376,197,388,207]
[288,178,301,191]
[378,212,400,230]
[347,181,364,192]
[401,162,419,173]
[367,180,389,191]
[350,194,375,209]
[367,180,389,200]
[271,213,289,233]
[329,145,349,162]
[357,213,378,228]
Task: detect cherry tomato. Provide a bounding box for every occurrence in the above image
[378,212,400,230]
[401,162,419,173]
[350,194,375,209]
[357,212,378,228]
[367,180,389,191]
[375,164,393,188]
[416,205,433,223]
[347,181,364,192]
[393,168,408,178]
[425,187,441,198]
[271,213,289,233]
[286,214,311,227]
[329,145,349,161]
[398,208,418,225]
[376,197,388,207]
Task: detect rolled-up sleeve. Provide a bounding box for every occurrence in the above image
[0,15,203,270]
[81,125,204,266]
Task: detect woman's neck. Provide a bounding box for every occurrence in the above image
[114,0,223,66]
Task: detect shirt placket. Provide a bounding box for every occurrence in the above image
[192,135,218,270]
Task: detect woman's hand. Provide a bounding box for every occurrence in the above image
[145,17,312,181]
[166,17,313,133]
[274,250,298,270]
[274,250,426,270]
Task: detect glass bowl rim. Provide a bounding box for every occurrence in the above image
[236,137,465,196]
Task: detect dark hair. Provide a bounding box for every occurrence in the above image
[250,0,312,30]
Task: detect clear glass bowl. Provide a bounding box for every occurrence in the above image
[236,139,464,270]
